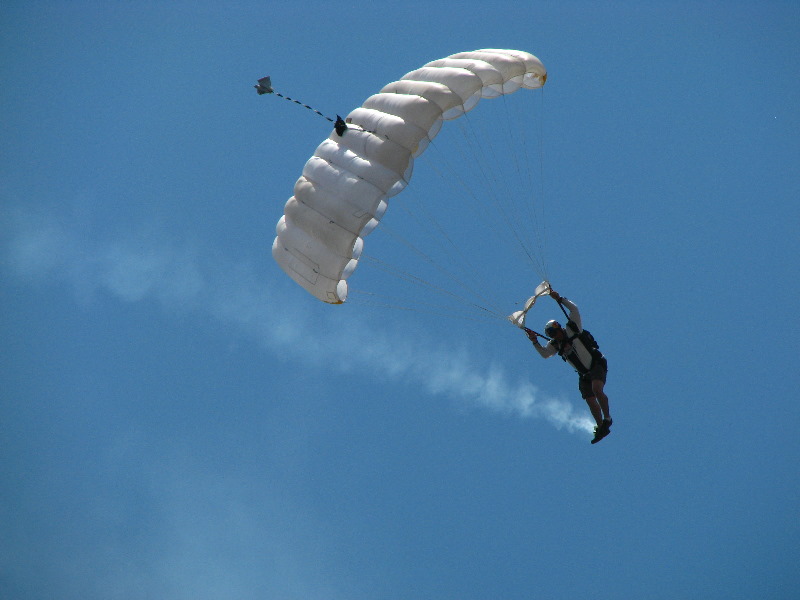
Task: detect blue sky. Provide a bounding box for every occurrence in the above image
[2,2,798,599]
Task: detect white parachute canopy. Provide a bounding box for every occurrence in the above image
[508,281,552,329]
[271,49,547,304]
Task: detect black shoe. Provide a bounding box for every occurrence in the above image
[591,420,612,444]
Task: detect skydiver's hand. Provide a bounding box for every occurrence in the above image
[550,290,562,302]
[524,328,539,342]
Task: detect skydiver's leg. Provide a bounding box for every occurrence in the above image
[580,375,603,427]
[592,379,611,421]
[584,396,604,428]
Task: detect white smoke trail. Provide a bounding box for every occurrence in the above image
[1,204,593,434]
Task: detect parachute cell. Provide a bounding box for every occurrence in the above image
[272,49,547,303]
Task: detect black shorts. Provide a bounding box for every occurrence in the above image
[578,356,608,399]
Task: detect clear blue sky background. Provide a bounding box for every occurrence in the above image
[2,2,798,599]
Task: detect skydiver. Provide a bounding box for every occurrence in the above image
[524,290,612,444]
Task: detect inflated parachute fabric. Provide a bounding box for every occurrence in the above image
[272,49,547,303]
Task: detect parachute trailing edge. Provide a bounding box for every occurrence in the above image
[267,49,547,303]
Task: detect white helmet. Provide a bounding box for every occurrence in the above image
[544,320,561,337]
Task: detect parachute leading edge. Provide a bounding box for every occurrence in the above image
[266,49,548,304]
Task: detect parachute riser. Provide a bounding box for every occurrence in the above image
[556,299,570,321]
[524,327,551,342]
[255,76,347,136]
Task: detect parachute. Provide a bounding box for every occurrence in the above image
[270,49,547,304]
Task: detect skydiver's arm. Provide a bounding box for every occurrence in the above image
[525,328,556,358]
[559,297,582,331]
[532,339,557,358]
